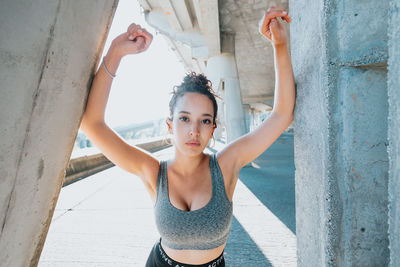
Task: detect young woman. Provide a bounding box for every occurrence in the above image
[80,5,294,267]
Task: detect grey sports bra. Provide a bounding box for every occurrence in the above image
[154,154,233,250]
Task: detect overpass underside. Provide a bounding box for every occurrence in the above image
[0,0,399,266]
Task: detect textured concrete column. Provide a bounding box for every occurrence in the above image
[206,31,246,143]
[0,1,118,266]
[206,53,246,143]
[214,98,225,141]
[290,0,390,266]
[243,104,251,133]
[249,108,257,132]
[388,0,400,266]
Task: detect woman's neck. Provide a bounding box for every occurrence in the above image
[169,151,208,177]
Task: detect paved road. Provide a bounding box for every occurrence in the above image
[39,132,295,267]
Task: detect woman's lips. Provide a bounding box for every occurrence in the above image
[186,141,200,146]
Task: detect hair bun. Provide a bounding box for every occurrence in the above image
[182,71,212,92]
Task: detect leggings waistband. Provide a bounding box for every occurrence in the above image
[156,238,225,267]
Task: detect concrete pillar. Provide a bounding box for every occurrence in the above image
[254,111,262,128]
[388,0,400,266]
[214,97,225,141]
[243,104,251,133]
[0,1,118,266]
[290,0,390,266]
[206,53,247,143]
[205,31,246,143]
[249,108,257,132]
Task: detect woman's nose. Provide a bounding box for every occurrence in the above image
[189,122,200,136]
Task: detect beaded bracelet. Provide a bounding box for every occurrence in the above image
[102,57,116,78]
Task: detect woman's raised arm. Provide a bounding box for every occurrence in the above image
[81,23,152,127]
[79,24,159,193]
[218,6,295,178]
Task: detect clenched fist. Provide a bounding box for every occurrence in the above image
[259,6,291,47]
[110,23,153,57]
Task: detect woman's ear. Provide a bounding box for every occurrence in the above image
[166,117,173,134]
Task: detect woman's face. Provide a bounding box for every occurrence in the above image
[168,92,215,156]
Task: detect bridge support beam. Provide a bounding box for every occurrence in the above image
[0,1,118,266]
[291,0,391,266]
[243,104,252,133]
[388,0,400,265]
[206,32,246,143]
[206,53,247,143]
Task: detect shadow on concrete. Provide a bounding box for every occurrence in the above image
[225,216,273,266]
[239,132,296,234]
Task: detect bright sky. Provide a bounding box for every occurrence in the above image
[102,0,185,128]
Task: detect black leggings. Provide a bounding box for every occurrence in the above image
[145,238,225,267]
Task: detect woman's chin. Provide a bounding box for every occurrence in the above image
[176,144,205,156]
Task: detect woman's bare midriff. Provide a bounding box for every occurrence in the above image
[160,241,226,265]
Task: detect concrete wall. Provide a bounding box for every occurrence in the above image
[0,1,118,266]
[291,0,390,266]
[290,1,328,265]
[388,0,400,266]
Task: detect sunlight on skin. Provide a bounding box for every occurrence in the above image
[233,179,297,266]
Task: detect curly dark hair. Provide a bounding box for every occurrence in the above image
[169,71,219,128]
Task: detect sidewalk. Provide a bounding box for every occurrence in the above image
[39,133,296,267]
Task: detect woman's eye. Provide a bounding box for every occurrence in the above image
[179,116,189,122]
[202,119,212,124]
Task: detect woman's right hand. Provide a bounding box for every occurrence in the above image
[110,23,153,58]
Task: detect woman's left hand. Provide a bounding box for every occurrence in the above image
[259,6,291,47]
